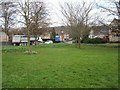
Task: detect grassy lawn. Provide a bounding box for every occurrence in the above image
[2,43,118,88]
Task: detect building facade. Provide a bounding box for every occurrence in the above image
[0,32,9,42]
[109,18,120,42]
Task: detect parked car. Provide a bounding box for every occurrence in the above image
[44,40,53,44]
[64,40,73,44]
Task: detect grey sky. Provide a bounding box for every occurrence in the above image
[45,0,117,27]
[0,0,118,28]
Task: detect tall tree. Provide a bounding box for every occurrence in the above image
[30,1,49,45]
[18,0,49,49]
[60,1,94,48]
[0,1,17,40]
[18,0,31,51]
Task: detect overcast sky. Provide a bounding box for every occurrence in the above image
[0,0,118,28]
[44,0,117,27]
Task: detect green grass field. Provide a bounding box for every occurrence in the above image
[2,43,119,88]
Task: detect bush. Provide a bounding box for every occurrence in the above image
[2,46,26,53]
[24,51,37,55]
[82,37,107,44]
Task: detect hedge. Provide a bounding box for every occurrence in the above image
[82,37,107,44]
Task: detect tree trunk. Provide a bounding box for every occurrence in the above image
[77,38,81,49]
[27,30,31,52]
[75,38,78,48]
[35,36,37,45]
[27,0,31,52]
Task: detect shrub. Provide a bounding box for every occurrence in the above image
[24,51,37,54]
[82,37,107,44]
[2,46,26,53]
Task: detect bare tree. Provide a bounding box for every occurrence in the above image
[18,0,32,51]
[60,1,94,48]
[97,0,120,18]
[96,0,120,40]
[30,1,49,45]
[0,1,17,40]
[18,0,49,50]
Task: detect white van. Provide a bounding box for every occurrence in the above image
[12,35,43,46]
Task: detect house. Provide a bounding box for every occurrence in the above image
[53,26,70,41]
[97,29,109,40]
[40,26,70,41]
[89,26,109,40]
[0,32,9,42]
[109,18,120,42]
[0,26,9,42]
[89,29,98,39]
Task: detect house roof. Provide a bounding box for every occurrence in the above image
[91,26,109,36]
[110,18,120,33]
[112,18,120,23]
[99,29,109,35]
